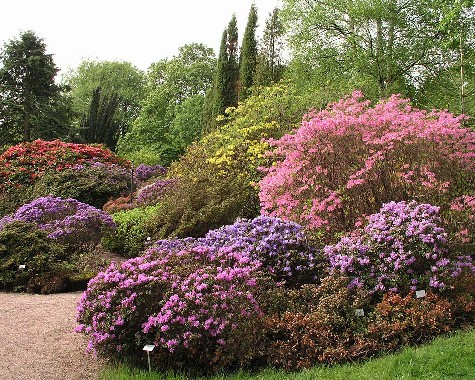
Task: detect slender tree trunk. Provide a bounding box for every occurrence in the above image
[460,34,466,124]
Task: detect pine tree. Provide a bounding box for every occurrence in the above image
[212,28,229,121]
[239,4,259,100]
[0,31,62,143]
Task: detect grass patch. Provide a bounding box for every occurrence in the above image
[101,328,475,379]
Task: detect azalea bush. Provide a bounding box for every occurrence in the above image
[324,201,475,296]
[259,91,475,242]
[136,178,176,206]
[0,195,116,252]
[76,241,265,374]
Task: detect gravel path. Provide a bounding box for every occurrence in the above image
[0,292,105,380]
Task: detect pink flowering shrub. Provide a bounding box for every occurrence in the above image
[259,91,475,242]
[76,240,266,373]
[324,201,475,296]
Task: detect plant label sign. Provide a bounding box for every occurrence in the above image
[415,290,426,298]
[355,308,365,317]
[143,344,155,352]
[18,264,26,270]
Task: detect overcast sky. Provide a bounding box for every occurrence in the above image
[1,0,281,78]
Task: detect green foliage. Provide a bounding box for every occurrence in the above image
[65,59,145,135]
[239,4,259,100]
[0,30,71,144]
[281,0,475,102]
[0,221,65,291]
[102,204,160,258]
[119,44,215,165]
[254,8,286,87]
[79,87,121,151]
[149,83,311,239]
[29,164,131,209]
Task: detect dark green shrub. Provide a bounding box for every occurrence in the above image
[0,221,65,291]
[29,163,131,209]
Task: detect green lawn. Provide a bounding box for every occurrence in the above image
[101,328,475,380]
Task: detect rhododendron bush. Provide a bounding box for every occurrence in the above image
[0,195,115,251]
[0,139,129,191]
[259,91,475,241]
[324,201,475,295]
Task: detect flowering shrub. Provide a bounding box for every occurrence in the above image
[0,196,116,252]
[201,216,322,286]
[136,179,176,206]
[0,139,129,192]
[445,195,475,257]
[134,164,167,182]
[259,92,475,241]
[324,201,475,295]
[76,241,265,373]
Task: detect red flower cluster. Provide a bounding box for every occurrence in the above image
[0,139,130,191]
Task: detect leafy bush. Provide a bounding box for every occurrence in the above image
[136,179,176,206]
[259,91,475,242]
[149,84,312,238]
[0,221,65,291]
[76,241,265,374]
[0,196,116,252]
[102,205,160,258]
[324,201,475,295]
[134,164,167,182]
[29,163,131,209]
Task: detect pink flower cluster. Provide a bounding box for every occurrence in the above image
[259,91,475,240]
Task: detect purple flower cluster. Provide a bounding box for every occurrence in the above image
[134,164,167,183]
[0,196,116,250]
[199,216,319,285]
[136,179,176,205]
[76,240,262,359]
[324,201,474,294]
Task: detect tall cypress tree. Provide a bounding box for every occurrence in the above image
[212,28,229,121]
[226,14,239,108]
[239,4,259,101]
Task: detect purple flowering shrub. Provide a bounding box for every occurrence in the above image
[200,216,322,286]
[136,179,176,206]
[324,201,475,295]
[134,164,167,183]
[0,196,116,252]
[76,241,265,373]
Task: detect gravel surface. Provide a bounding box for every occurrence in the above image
[0,292,105,380]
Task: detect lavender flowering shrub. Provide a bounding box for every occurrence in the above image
[134,164,167,182]
[76,241,265,373]
[200,216,322,286]
[136,179,176,206]
[0,196,116,251]
[324,201,475,295]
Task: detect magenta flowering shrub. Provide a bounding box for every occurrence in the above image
[324,201,475,295]
[0,196,115,251]
[259,91,475,241]
[76,241,265,373]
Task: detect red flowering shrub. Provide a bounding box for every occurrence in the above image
[259,92,475,242]
[0,139,129,192]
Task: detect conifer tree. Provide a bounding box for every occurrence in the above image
[226,14,239,108]
[211,29,229,121]
[239,4,259,100]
